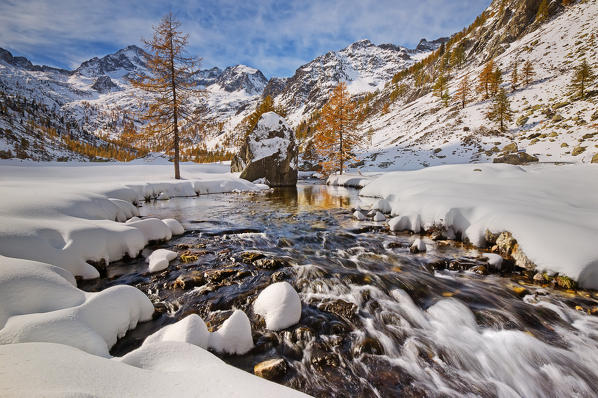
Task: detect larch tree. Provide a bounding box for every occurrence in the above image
[490,66,503,97]
[456,73,471,109]
[570,59,596,98]
[433,72,450,106]
[313,82,361,176]
[131,12,204,179]
[522,60,535,86]
[477,59,496,99]
[511,60,519,92]
[487,88,513,132]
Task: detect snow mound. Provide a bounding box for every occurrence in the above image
[327,174,373,188]
[410,238,426,253]
[127,218,172,242]
[353,210,366,221]
[373,211,386,222]
[209,309,254,355]
[484,253,504,270]
[0,256,153,357]
[0,342,308,397]
[361,164,598,288]
[162,218,184,235]
[147,249,177,273]
[254,282,302,331]
[143,314,209,349]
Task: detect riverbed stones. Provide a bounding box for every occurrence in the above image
[353,337,384,356]
[231,112,298,187]
[172,271,205,289]
[254,358,288,380]
[318,299,358,321]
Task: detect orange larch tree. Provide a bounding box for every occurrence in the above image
[131,12,204,179]
[313,82,362,175]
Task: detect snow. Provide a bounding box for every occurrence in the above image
[353,210,366,221]
[483,253,504,270]
[327,173,374,188]
[147,249,177,273]
[254,282,302,331]
[373,211,386,222]
[361,163,598,288]
[248,112,293,163]
[128,218,172,242]
[0,255,153,357]
[0,342,308,397]
[410,238,426,253]
[162,218,185,235]
[208,309,254,355]
[143,314,210,349]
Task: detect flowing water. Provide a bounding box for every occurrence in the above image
[81,183,598,398]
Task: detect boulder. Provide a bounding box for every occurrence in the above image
[231,112,298,187]
[493,152,538,165]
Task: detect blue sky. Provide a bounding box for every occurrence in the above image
[0,0,491,78]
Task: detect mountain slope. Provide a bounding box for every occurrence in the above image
[349,0,598,171]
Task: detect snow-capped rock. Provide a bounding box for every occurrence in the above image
[147,249,177,273]
[231,112,298,187]
[253,281,302,331]
[91,75,119,93]
[75,45,148,78]
[215,65,268,95]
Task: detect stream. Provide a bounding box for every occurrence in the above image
[80,183,598,398]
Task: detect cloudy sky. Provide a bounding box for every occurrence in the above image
[0,0,491,78]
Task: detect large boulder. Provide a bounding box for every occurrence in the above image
[231,112,298,187]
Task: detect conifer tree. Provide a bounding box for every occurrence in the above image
[522,60,535,86]
[570,59,596,98]
[456,73,471,109]
[490,67,503,97]
[131,12,203,179]
[511,60,519,92]
[477,59,495,99]
[450,45,465,68]
[487,88,513,132]
[313,82,361,175]
[433,73,449,105]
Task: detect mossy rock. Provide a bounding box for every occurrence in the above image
[516,115,529,127]
[555,275,576,290]
[502,143,518,153]
[572,146,586,156]
[552,114,564,122]
[549,132,558,137]
[553,101,569,110]
[582,132,596,140]
[530,138,539,145]
[561,142,569,148]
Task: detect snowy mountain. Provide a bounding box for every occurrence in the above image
[270,38,445,124]
[75,45,148,78]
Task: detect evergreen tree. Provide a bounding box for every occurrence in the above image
[456,73,471,109]
[131,12,204,179]
[522,60,535,86]
[511,60,519,92]
[570,59,596,98]
[477,59,495,99]
[313,82,361,175]
[487,88,513,132]
[536,0,549,22]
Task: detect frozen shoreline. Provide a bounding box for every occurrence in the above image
[0,160,306,397]
[330,163,598,289]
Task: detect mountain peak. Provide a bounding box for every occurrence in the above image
[215,65,268,95]
[75,45,148,78]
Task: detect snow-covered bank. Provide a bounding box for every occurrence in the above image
[0,160,302,397]
[326,173,375,188]
[0,161,265,278]
[0,342,307,397]
[360,163,598,289]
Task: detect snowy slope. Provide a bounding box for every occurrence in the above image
[351,0,598,171]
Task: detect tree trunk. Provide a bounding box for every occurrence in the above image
[169,31,181,180]
[339,109,344,175]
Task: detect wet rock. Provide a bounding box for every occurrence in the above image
[353,337,384,356]
[470,265,488,275]
[294,326,314,344]
[240,251,265,263]
[495,232,517,255]
[152,302,168,320]
[277,238,293,247]
[204,268,237,284]
[254,257,290,270]
[533,272,546,283]
[172,271,205,289]
[318,299,358,321]
[555,275,576,290]
[179,249,206,263]
[310,344,339,369]
[271,270,290,282]
[254,358,288,380]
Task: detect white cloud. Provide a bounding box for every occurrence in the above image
[0,0,491,76]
